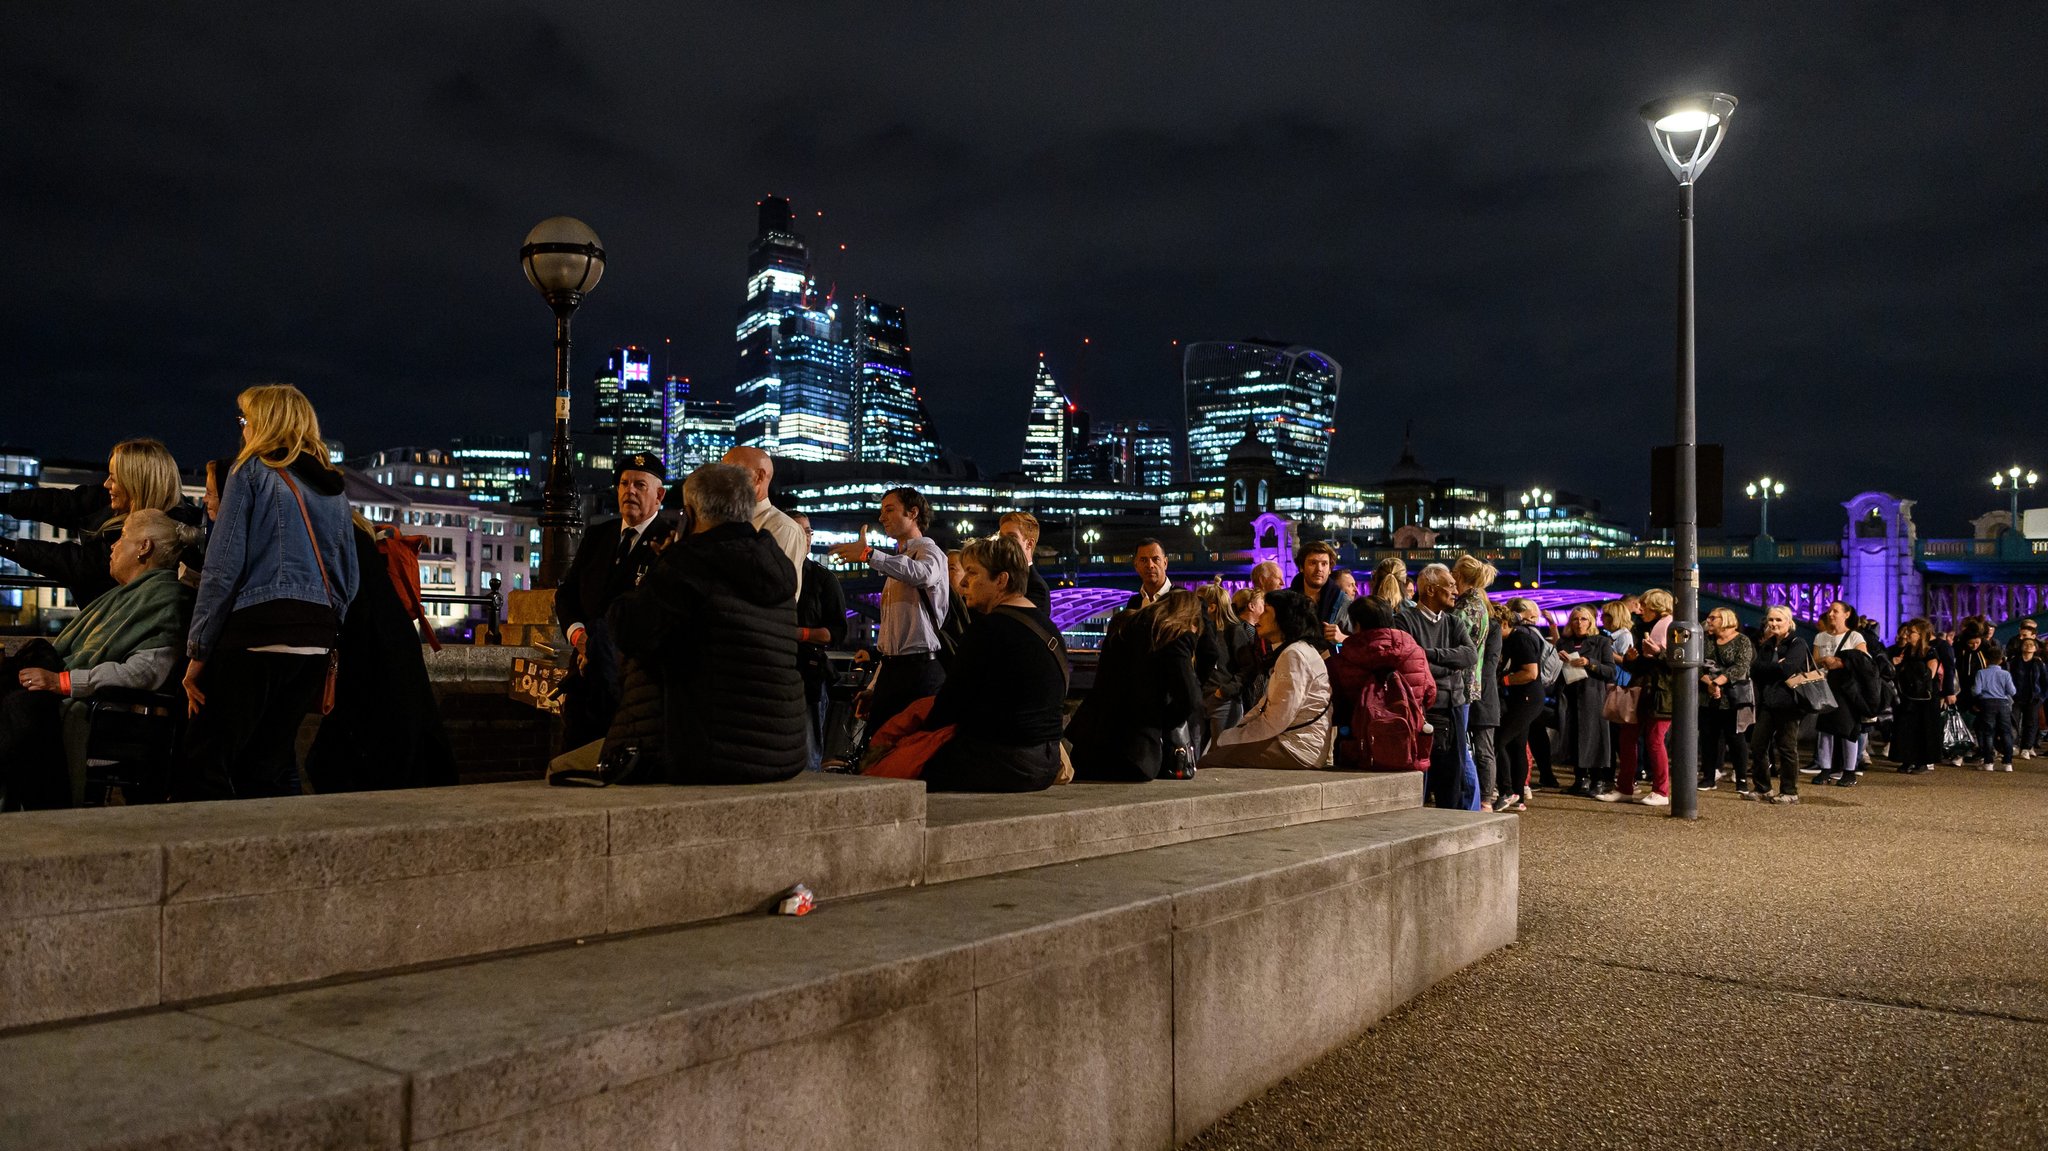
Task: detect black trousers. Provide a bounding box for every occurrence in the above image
[868,654,945,739]
[1424,707,1470,809]
[923,733,1062,793]
[1495,693,1545,797]
[1701,707,1751,788]
[178,647,326,801]
[1749,706,1801,796]
[0,640,67,809]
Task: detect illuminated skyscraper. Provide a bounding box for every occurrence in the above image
[1022,359,1069,484]
[593,346,663,461]
[450,435,537,503]
[1183,340,1341,482]
[735,197,813,451]
[850,296,941,466]
[666,376,736,470]
[774,304,855,462]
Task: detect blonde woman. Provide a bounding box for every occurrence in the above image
[181,384,359,800]
[1600,588,1678,806]
[1371,557,1408,609]
[0,437,187,607]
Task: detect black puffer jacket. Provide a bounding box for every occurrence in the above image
[605,521,806,785]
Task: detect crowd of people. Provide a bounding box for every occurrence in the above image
[6,401,2040,810]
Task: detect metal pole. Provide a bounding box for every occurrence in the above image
[1670,180,1701,819]
[536,307,582,589]
[1761,493,1770,539]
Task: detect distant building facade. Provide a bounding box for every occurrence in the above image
[850,296,940,466]
[592,346,664,462]
[1022,359,1070,484]
[449,435,537,504]
[666,376,736,470]
[1182,339,1341,483]
[735,197,814,452]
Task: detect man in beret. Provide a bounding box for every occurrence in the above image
[555,452,682,747]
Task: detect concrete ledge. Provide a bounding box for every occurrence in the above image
[922,767,1422,882]
[0,775,925,1028]
[0,809,1515,1150]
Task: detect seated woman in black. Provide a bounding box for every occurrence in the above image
[919,535,1069,792]
[1067,591,1206,781]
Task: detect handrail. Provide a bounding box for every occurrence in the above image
[0,575,504,645]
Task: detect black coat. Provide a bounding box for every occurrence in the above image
[795,558,847,682]
[1751,634,1812,713]
[554,513,684,637]
[303,526,457,792]
[1468,618,1505,728]
[605,522,807,785]
[1822,646,1883,737]
[1554,631,1615,769]
[1067,606,1203,781]
[0,481,124,607]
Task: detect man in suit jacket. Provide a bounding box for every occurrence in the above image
[1123,538,1171,613]
[555,452,681,747]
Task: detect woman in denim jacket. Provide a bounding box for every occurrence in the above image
[180,384,358,799]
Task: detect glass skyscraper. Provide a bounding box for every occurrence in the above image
[735,197,813,451]
[774,304,855,462]
[593,346,664,461]
[1182,340,1341,482]
[850,296,940,466]
[666,376,737,470]
[1022,359,1069,484]
[449,435,536,503]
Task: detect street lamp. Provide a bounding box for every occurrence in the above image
[520,216,606,589]
[1193,515,1214,552]
[1082,527,1101,559]
[955,519,976,537]
[1519,488,1552,510]
[1475,509,1499,549]
[1745,477,1785,538]
[1992,466,2039,533]
[1642,89,1738,822]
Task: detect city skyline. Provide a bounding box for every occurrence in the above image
[6,5,2044,540]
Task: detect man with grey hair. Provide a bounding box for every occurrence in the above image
[1396,562,1478,810]
[720,446,806,598]
[580,463,808,784]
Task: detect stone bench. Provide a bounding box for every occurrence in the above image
[2,768,1423,1031]
[0,808,1517,1151]
[0,776,925,1029]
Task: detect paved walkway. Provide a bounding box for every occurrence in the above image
[1186,758,2048,1150]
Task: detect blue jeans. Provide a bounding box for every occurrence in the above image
[1979,701,2015,762]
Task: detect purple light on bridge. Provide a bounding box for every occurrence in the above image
[1047,587,1134,631]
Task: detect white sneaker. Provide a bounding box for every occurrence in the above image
[1594,789,1628,803]
[1638,791,1671,807]
[2002,762,2015,772]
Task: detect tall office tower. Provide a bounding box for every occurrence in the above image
[734,197,814,451]
[450,435,538,503]
[1021,359,1070,484]
[773,303,855,461]
[1063,402,1094,481]
[1100,420,1176,489]
[593,346,663,460]
[849,296,941,465]
[1182,339,1341,483]
[666,375,737,470]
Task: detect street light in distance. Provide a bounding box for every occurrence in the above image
[1745,477,1785,539]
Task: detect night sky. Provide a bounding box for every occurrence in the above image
[8,3,2044,540]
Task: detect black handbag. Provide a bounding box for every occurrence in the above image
[1161,719,1201,779]
[1725,679,1756,708]
[1785,658,1838,715]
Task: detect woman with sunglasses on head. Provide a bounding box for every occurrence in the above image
[179,385,358,800]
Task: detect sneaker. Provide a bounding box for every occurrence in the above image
[1490,793,1515,813]
[1835,773,1860,787]
[1523,785,1535,803]
[1813,771,1842,786]
[1979,763,1996,772]
[1903,764,1930,775]
[1770,792,1802,805]
[1799,765,1822,776]
[2001,761,2015,772]
[1505,794,1528,812]
[1739,788,1770,801]
[1594,789,1628,803]
[1638,791,1671,807]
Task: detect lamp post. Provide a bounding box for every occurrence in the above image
[1992,466,2039,536]
[1193,515,1214,554]
[1745,477,1785,539]
[1642,90,1738,821]
[520,216,606,589]
[1082,527,1101,561]
[955,518,976,538]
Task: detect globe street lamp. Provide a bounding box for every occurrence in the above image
[520,216,605,589]
[955,519,976,537]
[1745,477,1785,539]
[1082,527,1101,559]
[1992,466,2039,534]
[1519,487,1553,511]
[1193,515,1215,553]
[1642,90,1738,821]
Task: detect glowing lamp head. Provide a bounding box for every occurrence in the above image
[1640,92,1738,185]
[520,216,605,311]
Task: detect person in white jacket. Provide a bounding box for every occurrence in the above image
[1201,589,1334,769]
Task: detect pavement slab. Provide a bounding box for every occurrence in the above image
[1185,757,2048,1150]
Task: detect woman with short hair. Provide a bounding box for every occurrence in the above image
[1746,606,1809,803]
[1201,589,1334,769]
[181,384,359,800]
[1699,607,1756,793]
[917,535,1068,792]
[0,438,188,608]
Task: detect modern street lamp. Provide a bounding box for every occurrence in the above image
[1745,476,1785,539]
[520,216,606,589]
[1642,90,1738,821]
[1519,487,1553,510]
[1082,527,1101,559]
[955,518,976,537]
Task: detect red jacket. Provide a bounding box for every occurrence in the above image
[1329,628,1437,768]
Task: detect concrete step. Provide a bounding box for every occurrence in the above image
[0,808,1517,1151]
[2,769,1420,1031]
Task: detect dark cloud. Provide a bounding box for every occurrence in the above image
[3,0,2043,541]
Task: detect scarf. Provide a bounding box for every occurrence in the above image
[52,567,193,671]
